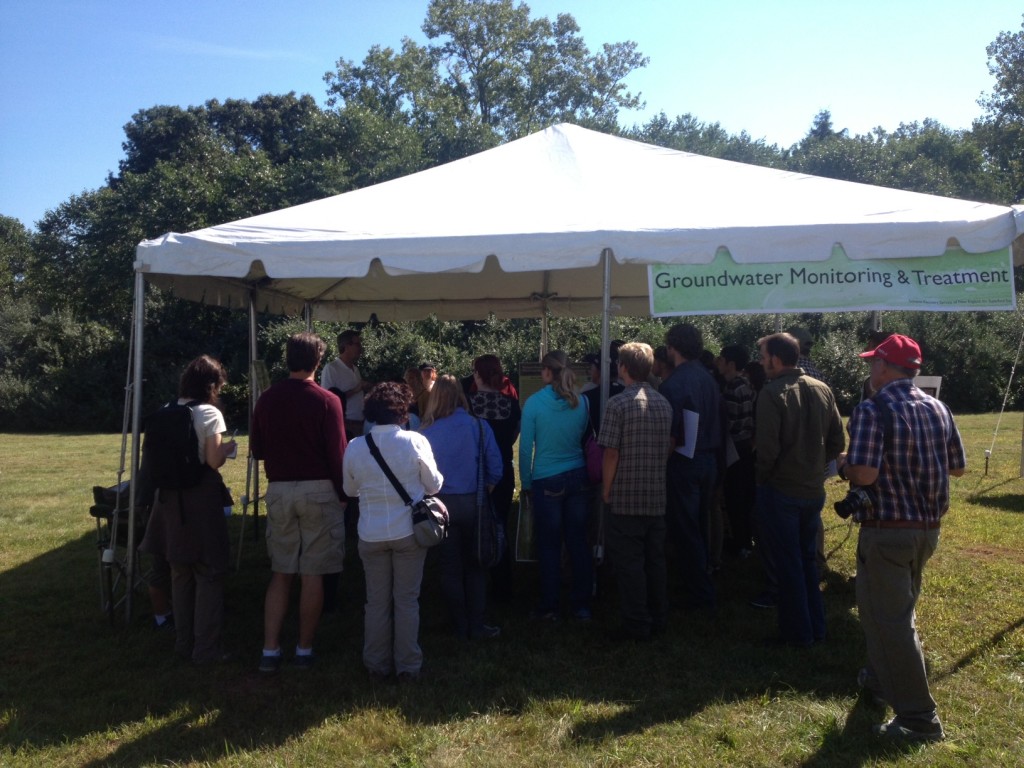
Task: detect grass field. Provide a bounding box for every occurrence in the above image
[1,415,1022,767]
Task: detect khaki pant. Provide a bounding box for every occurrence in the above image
[358,534,426,676]
[856,526,941,726]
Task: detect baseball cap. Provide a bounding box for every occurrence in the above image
[859,334,922,369]
[418,362,436,372]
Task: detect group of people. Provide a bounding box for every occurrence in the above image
[139,322,964,744]
[646,324,963,743]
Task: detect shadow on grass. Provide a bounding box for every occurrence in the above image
[967,493,1024,514]
[801,693,934,768]
[0,521,963,766]
[936,614,1024,681]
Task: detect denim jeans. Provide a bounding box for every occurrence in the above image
[756,485,825,645]
[532,467,591,615]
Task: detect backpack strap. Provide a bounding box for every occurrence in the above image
[869,393,895,454]
[365,433,414,507]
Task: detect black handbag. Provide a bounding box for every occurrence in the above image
[474,418,505,568]
[365,433,448,547]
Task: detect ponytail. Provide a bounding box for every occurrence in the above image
[541,350,579,409]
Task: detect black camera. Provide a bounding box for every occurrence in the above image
[834,487,872,519]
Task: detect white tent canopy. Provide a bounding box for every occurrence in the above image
[136,123,1024,321]
[118,123,1024,622]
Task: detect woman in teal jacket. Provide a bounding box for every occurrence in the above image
[519,350,591,620]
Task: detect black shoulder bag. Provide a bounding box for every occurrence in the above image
[364,433,448,547]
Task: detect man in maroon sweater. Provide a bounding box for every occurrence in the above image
[251,332,348,672]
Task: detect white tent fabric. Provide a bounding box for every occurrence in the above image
[136,123,1024,321]
[122,123,1024,622]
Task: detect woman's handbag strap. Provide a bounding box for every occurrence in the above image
[365,433,414,507]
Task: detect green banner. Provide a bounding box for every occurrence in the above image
[649,246,1015,316]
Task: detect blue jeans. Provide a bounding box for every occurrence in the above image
[665,451,717,610]
[532,467,591,615]
[756,485,825,645]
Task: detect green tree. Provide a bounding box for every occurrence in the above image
[0,215,32,300]
[787,111,1008,202]
[631,112,785,167]
[324,0,649,164]
[974,13,1024,203]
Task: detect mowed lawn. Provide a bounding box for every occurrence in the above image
[1,415,1022,767]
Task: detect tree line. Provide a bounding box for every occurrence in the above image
[2,2,1023,431]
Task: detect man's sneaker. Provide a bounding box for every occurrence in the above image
[153,613,175,631]
[258,653,282,673]
[292,653,315,670]
[873,716,944,743]
[749,591,778,609]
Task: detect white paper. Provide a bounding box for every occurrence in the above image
[674,409,700,459]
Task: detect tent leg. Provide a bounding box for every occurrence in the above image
[592,248,614,569]
[124,267,146,624]
[238,293,262,569]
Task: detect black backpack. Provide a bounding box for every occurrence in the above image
[138,399,206,505]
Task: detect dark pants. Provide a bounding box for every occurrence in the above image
[489,461,515,600]
[438,492,488,638]
[723,439,756,551]
[607,513,667,637]
[666,451,717,610]
[171,561,225,663]
[757,485,825,645]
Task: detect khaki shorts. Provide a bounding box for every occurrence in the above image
[264,479,345,575]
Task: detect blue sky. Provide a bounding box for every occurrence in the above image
[1,0,1020,230]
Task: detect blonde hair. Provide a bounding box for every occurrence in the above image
[617,342,653,382]
[542,350,579,408]
[420,374,468,427]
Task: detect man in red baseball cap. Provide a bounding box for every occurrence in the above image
[858,333,923,371]
[838,333,966,743]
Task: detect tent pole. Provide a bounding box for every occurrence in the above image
[238,292,261,566]
[594,248,613,567]
[250,294,260,543]
[125,267,146,623]
[600,248,611,414]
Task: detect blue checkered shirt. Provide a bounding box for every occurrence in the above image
[846,378,966,523]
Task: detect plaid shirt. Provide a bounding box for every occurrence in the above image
[597,382,674,515]
[798,356,828,385]
[722,374,754,443]
[846,378,966,523]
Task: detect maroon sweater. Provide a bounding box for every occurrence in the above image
[251,378,347,500]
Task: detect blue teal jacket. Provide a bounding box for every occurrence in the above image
[519,385,588,490]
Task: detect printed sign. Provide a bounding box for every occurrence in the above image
[649,246,1015,316]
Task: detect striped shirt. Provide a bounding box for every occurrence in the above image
[846,378,966,523]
